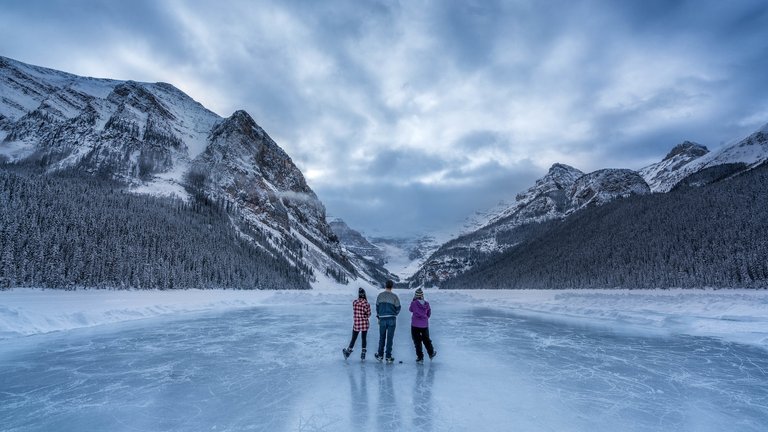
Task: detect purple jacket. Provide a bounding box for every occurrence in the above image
[409,299,431,328]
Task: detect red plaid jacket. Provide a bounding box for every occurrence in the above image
[352,299,371,331]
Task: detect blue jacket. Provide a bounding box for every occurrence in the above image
[376,290,401,318]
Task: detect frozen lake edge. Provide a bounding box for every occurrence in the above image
[1,287,767,350]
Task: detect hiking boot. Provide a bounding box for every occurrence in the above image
[342,348,352,359]
[386,357,395,364]
[361,348,366,360]
[429,350,437,360]
[374,353,383,362]
[416,358,424,365]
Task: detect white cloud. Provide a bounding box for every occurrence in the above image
[2,0,768,236]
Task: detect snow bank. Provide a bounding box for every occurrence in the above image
[1,288,767,350]
[0,287,366,339]
[0,289,280,339]
[446,288,768,349]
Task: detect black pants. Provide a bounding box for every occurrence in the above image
[348,330,367,350]
[411,326,435,360]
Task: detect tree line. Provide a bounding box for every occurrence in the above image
[0,166,310,290]
[444,163,768,289]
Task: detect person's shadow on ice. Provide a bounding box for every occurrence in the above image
[413,365,436,431]
[376,367,400,431]
[347,364,369,429]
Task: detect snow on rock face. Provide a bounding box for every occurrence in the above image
[189,110,394,285]
[328,218,387,266]
[0,55,220,185]
[192,110,325,231]
[500,163,584,224]
[0,55,390,287]
[414,123,768,288]
[370,235,441,280]
[641,123,768,192]
[704,125,768,168]
[409,164,585,286]
[409,165,652,287]
[569,169,650,209]
[639,141,709,192]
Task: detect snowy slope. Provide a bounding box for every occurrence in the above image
[409,164,651,286]
[694,122,768,176]
[488,163,584,226]
[414,121,768,288]
[0,56,220,194]
[0,56,391,287]
[639,141,709,192]
[328,217,387,265]
[640,124,768,192]
[369,235,442,279]
[569,168,650,208]
[458,199,514,234]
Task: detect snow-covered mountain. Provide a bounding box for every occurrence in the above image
[328,218,386,266]
[0,56,392,287]
[639,141,709,192]
[327,218,397,284]
[458,199,514,234]
[412,122,768,288]
[570,169,650,208]
[639,124,768,192]
[368,235,441,280]
[0,56,217,196]
[409,164,655,287]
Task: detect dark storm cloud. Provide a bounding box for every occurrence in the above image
[2,0,768,236]
[321,158,540,237]
[366,149,448,179]
[453,130,510,154]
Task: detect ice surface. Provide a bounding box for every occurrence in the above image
[1,292,767,432]
[2,288,767,349]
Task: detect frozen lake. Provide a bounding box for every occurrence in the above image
[1,300,767,431]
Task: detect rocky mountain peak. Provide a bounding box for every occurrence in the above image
[548,162,580,175]
[515,163,583,202]
[210,111,273,152]
[229,109,257,128]
[545,163,583,187]
[328,218,387,266]
[641,141,711,192]
[570,169,650,208]
[662,141,708,162]
[108,81,176,121]
[0,55,395,287]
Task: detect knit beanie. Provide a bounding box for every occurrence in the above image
[358,287,366,299]
[414,288,424,299]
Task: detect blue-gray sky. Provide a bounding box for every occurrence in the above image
[2,0,768,237]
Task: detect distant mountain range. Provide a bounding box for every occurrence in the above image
[408,121,768,288]
[0,55,395,289]
[327,217,440,281]
[3,55,765,290]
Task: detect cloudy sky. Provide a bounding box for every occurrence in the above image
[2,0,768,237]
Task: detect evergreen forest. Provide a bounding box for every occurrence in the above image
[0,167,310,290]
[444,163,768,289]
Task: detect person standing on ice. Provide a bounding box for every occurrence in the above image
[409,288,436,364]
[343,287,371,360]
[375,280,401,363]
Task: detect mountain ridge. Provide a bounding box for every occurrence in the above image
[0,55,392,289]
[408,122,768,287]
